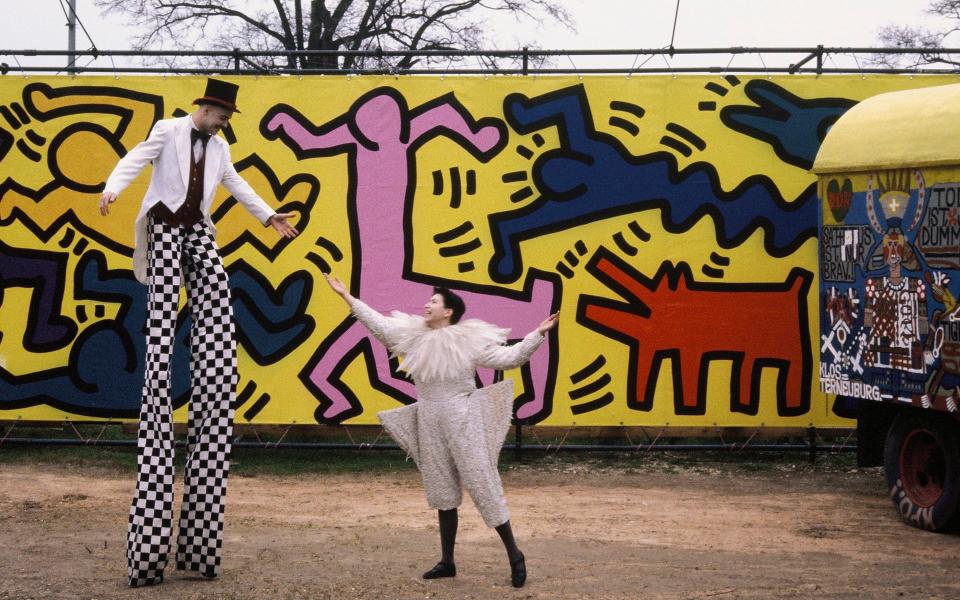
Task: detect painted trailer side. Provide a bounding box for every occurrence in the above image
[813,83,960,531]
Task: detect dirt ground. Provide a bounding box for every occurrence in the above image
[1,457,959,600]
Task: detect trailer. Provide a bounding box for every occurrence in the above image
[813,83,960,531]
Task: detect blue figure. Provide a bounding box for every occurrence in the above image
[0,252,313,417]
[491,82,853,283]
[0,251,191,416]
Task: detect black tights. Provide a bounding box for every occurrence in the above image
[437,508,522,565]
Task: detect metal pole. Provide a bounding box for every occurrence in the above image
[66,0,77,74]
[515,423,523,460]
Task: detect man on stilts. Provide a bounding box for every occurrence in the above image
[99,78,299,587]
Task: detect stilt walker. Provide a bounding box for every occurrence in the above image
[99,79,299,587]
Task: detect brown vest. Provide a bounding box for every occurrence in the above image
[151,131,207,227]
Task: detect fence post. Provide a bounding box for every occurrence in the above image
[234,48,241,74]
[816,44,823,75]
[515,422,523,460]
[808,426,817,464]
[522,46,529,75]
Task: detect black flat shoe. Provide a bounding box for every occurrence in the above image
[422,561,456,579]
[510,552,526,588]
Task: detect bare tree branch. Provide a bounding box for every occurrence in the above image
[95,0,575,71]
[871,1,960,68]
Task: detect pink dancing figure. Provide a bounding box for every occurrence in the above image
[263,88,558,424]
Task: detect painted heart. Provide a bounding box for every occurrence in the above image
[826,178,853,222]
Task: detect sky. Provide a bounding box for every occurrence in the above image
[1,0,954,72]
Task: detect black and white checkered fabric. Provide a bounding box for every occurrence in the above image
[127,218,237,587]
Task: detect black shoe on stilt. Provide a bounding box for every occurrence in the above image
[510,552,526,588]
[423,561,456,579]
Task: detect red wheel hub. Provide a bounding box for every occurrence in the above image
[899,428,946,508]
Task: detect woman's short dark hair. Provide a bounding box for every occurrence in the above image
[433,287,466,324]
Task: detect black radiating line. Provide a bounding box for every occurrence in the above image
[629,221,651,242]
[571,392,615,415]
[438,238,481,257]
[76,305,88,323]
[16,139,41,161]
[613,232,638,256]
[570,355,606,384]
[211,197,237,223]
[11,103,30,124]
[222,123,237,145]
[305,252,331,273]
[701,265,725,278]
[234,380,256,409]
[457,261,475,273]
[698,101,717,111]
[72,239,89,256]
[659,136,692,157]
[609,116,640,136]
[575,240,587,255]
[724,75,742,86]
[569,373,612,400]
[243,393,271,421]
[516,145,533,159]
[94,305,105,318]
[610,100,646,118]
[465,170,476,195]
[564,250,579,267]
[58,228,76,248]
[556,262,574,279]
[510,187,534,203]
[0,106,20,129]
[25,130,46,145]
[432,170,443,195]
[502,171,527,183]
[705,82,728,96]
[532,133,545,147]
[666,123,706,151]
[315,237,344,261]
[710,252,731,266]
[433,221,474,244]
[449,167,462,208]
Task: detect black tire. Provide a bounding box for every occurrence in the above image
[884,412,960,532]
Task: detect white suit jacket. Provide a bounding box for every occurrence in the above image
[104,115,276,284]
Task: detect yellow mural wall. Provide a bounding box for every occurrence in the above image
[2,74,956,426]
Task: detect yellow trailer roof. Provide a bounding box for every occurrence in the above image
[811,83,960,174]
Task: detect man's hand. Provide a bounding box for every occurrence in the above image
[269,212,300,238]
[99,191,118,216]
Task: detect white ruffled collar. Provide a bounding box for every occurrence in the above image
[387,312,510,381]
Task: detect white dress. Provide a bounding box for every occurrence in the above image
[349,298,544,527]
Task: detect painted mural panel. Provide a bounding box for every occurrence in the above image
[819,166,960,415]
[1,74,955,426]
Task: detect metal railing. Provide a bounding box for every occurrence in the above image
[1,46,959,75]
[0,420,857,462]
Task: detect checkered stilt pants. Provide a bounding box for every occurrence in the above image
[127,218,238,587]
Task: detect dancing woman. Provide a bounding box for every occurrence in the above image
[324,273,557,588]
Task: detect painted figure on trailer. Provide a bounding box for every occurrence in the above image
[862,170,929,396]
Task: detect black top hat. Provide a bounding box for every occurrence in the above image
[193,78,241,113]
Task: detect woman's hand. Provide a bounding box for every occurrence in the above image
[324,272,348,297]
[538,311,559,335]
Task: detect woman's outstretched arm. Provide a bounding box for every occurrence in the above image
[324,272,401,349]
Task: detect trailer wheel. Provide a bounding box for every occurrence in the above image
[884,413,960,532]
